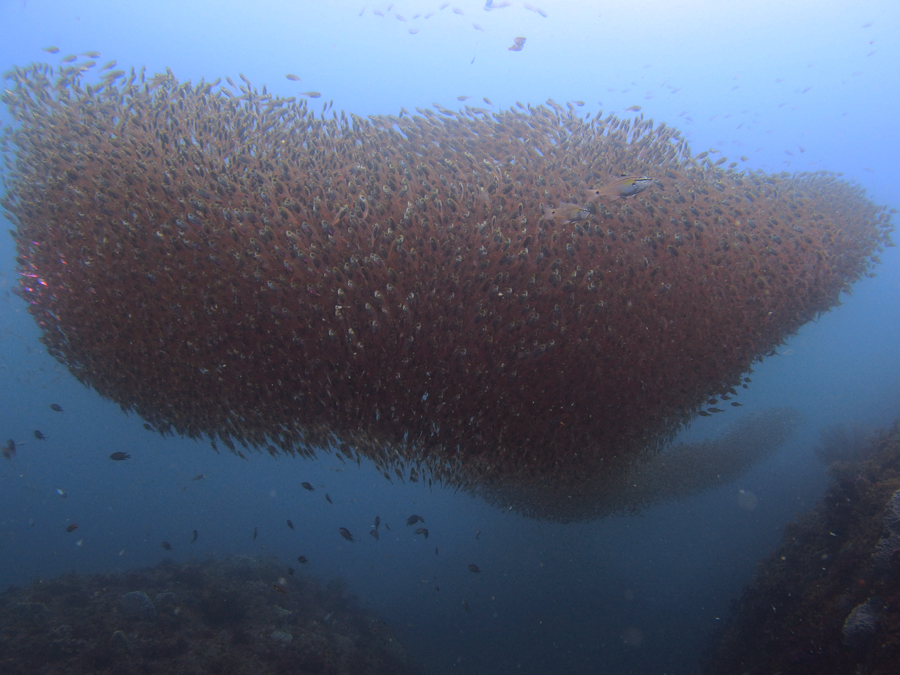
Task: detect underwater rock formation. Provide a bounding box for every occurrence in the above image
[0,555,416,675]
[704,422,900,674]
[1,59,892,504]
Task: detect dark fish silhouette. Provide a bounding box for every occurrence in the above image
[297,555,308,563]
[407,514,424,526]
[161,541,172,550]
[34,430,47,440]
[468,564,480,573]
[50,403,63,412]
[339,527,355,542]
[286,519,294,530]
[301,482,314,491]
[66,523,78,532]
[414,527,429,539]
[191,530,198,543]
[109,452,130,461]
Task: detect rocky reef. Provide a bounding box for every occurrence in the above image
[704,422,900,674]
[0,555,417,675]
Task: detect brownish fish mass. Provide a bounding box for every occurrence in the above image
[0,63,892,520]
[285,74,301,82]
[508,37,526,51]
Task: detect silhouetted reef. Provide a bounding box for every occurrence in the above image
[704,421,900,674]
[0,555,417,675]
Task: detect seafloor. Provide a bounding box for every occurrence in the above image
[705,421,900,674]
[0,554,417,675]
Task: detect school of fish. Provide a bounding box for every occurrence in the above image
[0,57,893,509]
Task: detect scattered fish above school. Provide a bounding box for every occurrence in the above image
[414,527,429,539]
[301,482,314,491]
[34,430,47,440]
[339,527,355,542]
[2,439,15,460]
[109,452,130,461]
[49,403,63,412]
[508,37,526,51]
[407,514,424,526]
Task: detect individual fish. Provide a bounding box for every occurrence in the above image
[407,514,424,526]
[100,60,117,71]
[370,528,380,540]
[473,23,484,31]
[253,526,258,540]
[708,407,724,413]
[61,55,77,63]
[287,567,295,576]
[34,430,47,440]
[339,527,355,542]
[287,519,294,530]
[192,474,205,480]
[584,175,653,201]
[462,599,471,612]
[541,202,590,224]
[374,516,381,529]
[50,403,63,412]
[109,452,130,461]
[457,95,471,101]
[414,527,429,539]
[66,523,78,532]
[43,46,60,54]
[82,51,101,58]
[301,482,314,491]
[161,541,172,550]
[435,547,439,555]
[476,530,481,540]
[285,74,301,81]
[191,529,198,543]
[2,439,15,460]
[56,488,67,498]
[731,402,743,407]
[300,91,321,98]
[508,37,526,52]
[468,564,480,573]
[697,410,711,417]
[325,493,333,504]
[297,555,308,563]
[483,96,493,106]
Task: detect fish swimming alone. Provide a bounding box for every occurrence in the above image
[540,202,591,224]
[584,175,654,201]
[508,37,526,51]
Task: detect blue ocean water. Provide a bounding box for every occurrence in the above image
[0,1,898,673]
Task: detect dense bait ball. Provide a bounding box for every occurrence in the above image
[1,61,892,502]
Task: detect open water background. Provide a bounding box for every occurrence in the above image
[1,1,899,673]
